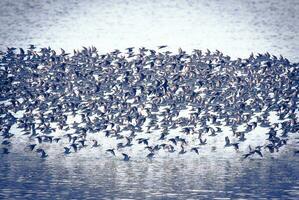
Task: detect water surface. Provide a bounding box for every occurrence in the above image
[1,153,299,199]
[0,0,298,61]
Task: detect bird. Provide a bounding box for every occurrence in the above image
[243,147,263,159]
[122,153,130,161]
[254,148,263,157]
[179,145,187,154]
[2,140,11,145]
[0,45,297,161]
[158,45,167,49]
[2,147,10,154]
[199,138,207,145]
[146,152,155,159]
[36,148,48,158]
[225,136,231,147]
[106,149,116,156]
[40,150,48,158]
[191,147,199,155]
[64,147,71,154]
[92,139,100,148]
[36,136,43,144]
[70,144,78,152]
[53,138,61,143]
[27,144,37,151]
[169,138,177,145]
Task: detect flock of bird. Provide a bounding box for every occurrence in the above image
[0,45,298,161]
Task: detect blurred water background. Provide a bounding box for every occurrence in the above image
[0,0,298,61]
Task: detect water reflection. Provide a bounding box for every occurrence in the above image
[1,154,299,199]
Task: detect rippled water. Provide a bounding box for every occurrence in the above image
[1,0,299,199]
[1,154,299,199]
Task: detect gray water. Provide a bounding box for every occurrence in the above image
[0,0,299,61]
[1,153,299,199]
[1,0,299,199]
